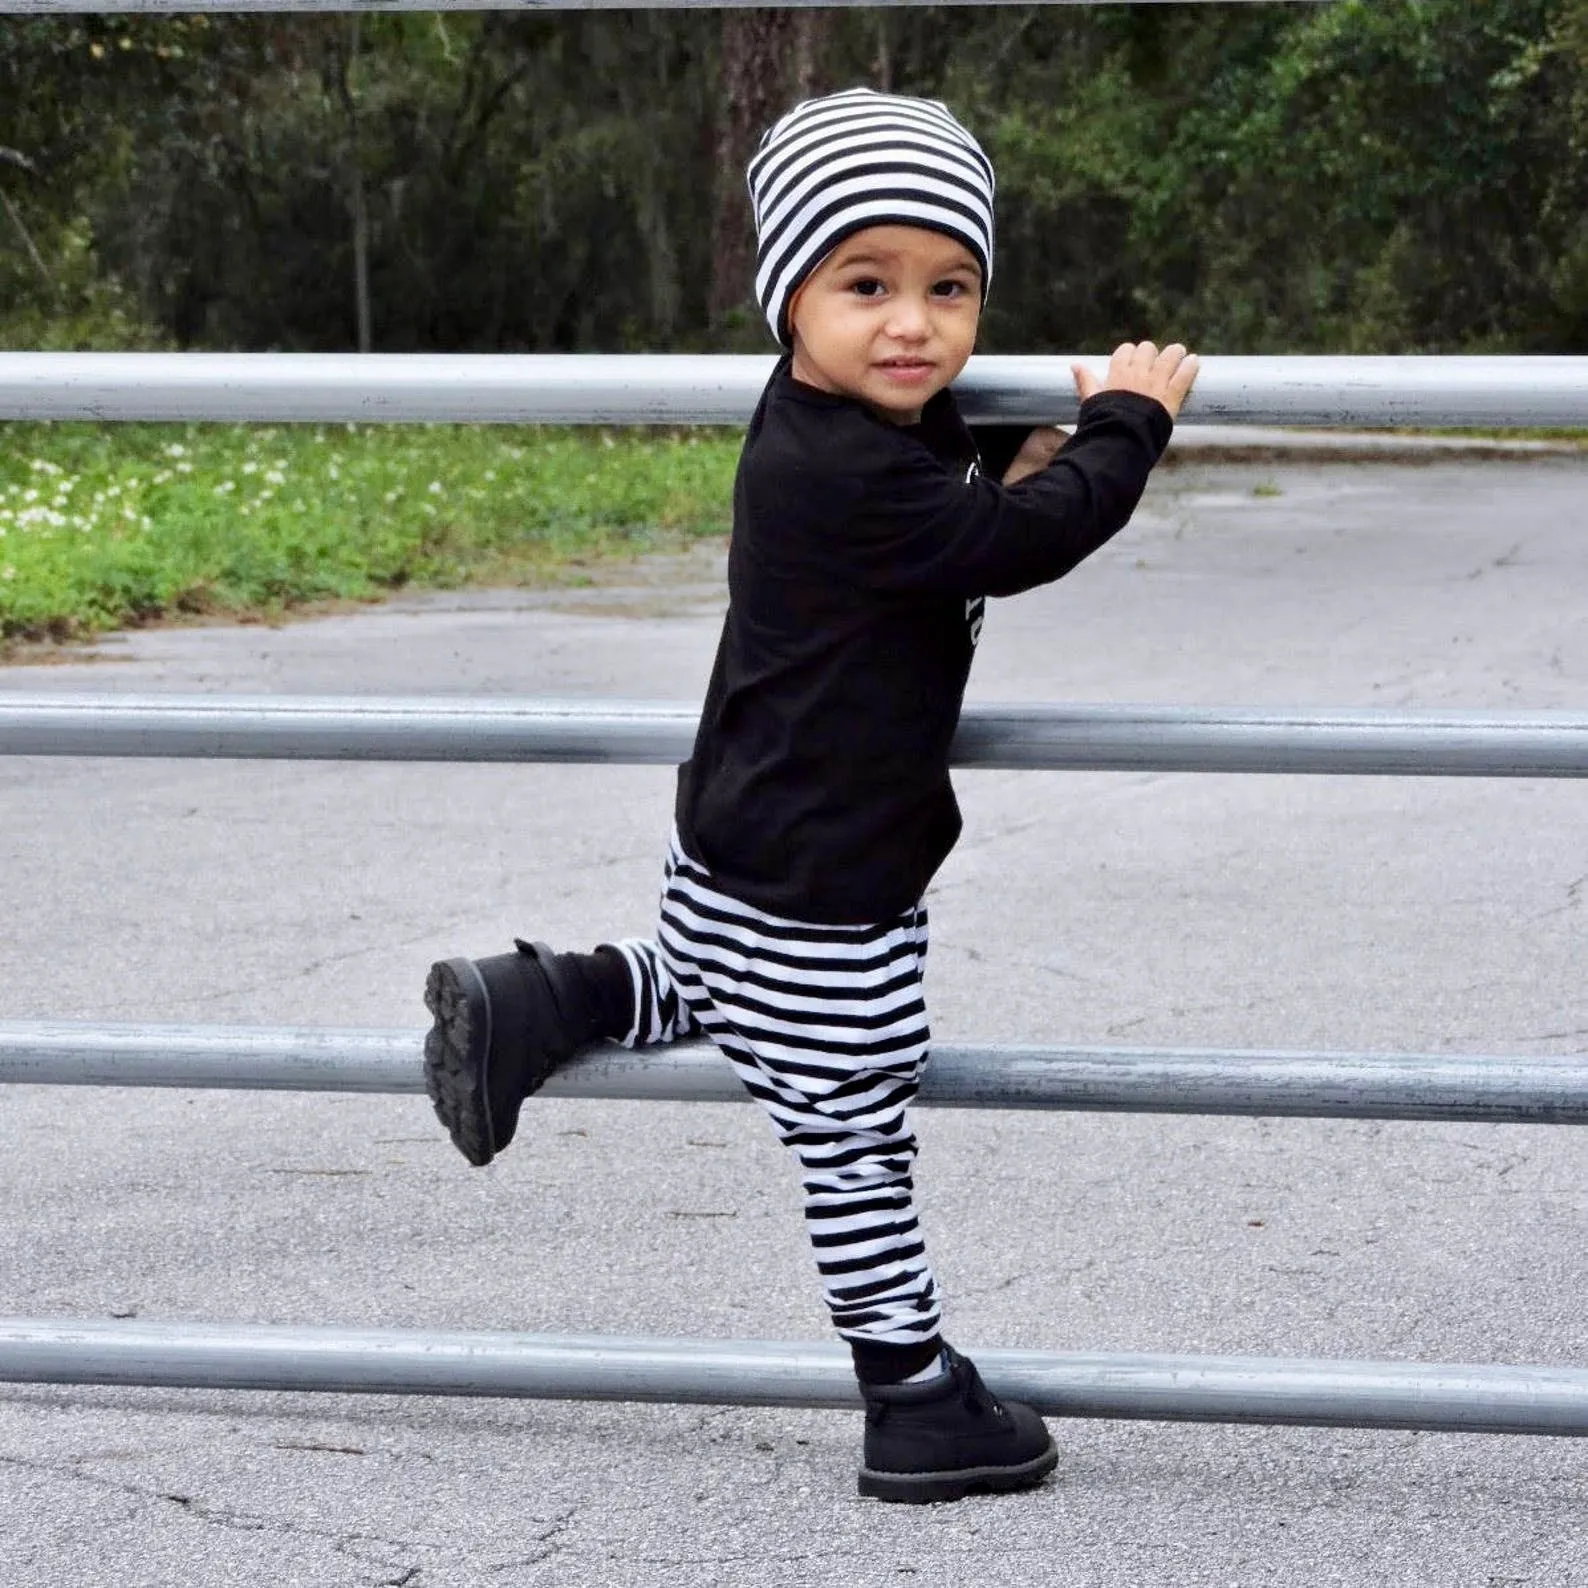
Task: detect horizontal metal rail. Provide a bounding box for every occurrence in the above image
[3,695,1586,777]
[1,353,1584,429]
[5,1023,1587,1123]
[1,1319,1582,1435]
[0,2,1352,17]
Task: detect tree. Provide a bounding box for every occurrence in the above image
[5,4,1586,356]
[709,9,799,335]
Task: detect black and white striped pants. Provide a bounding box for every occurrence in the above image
[609,833,941,1355]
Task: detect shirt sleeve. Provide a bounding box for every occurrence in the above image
[845,390,1173,599]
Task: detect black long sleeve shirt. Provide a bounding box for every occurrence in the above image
[675,357,1172,923]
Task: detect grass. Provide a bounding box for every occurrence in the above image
[1423,427,1588,443]
[6,416,1581,657]
[0,422,741,653]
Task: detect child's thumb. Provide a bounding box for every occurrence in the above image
[1071,361,1100,402]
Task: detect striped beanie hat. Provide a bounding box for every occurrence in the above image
[747,87,996,348]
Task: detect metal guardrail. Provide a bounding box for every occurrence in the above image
[4,696,1587,777]
[0,1,1343,15]
[1,1320,1582,1435]
[7,1022,1588,1123]
[2,353,1585,429]
[2,0,1578,1446]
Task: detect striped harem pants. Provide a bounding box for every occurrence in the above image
[609,833,941,1360]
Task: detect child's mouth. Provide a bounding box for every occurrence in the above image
[876,359,935,384]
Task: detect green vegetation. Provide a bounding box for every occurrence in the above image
[4,3,1587,358]
[0,424,739,650]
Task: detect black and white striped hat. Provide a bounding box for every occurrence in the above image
[747,87,996,348]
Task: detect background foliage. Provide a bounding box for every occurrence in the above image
[1,2,1585,356]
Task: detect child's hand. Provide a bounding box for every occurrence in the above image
[1072,341,1200,420]
[1000,425,1066,487]
[1001,341,1199,485]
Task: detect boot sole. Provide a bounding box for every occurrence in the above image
[857,1437,1058,1504]
[423,957,496,1168]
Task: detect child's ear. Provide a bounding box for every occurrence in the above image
[785,281,810,343]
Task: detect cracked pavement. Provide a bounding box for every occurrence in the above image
[1,457,1585,1586]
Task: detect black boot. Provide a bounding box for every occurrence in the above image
[857,1345,1057,1504]
[423,940,591,1167]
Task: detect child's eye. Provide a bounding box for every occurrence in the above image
[932,280,969,299]
[850,278,886,299]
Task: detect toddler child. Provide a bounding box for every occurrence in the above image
[423,86,1198,1504]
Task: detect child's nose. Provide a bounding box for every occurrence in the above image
[885,297,932,339]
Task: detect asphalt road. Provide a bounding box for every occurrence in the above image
[1,454,1585,1587]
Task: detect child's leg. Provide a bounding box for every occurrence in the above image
[423,840,1053,1498]
[654,844,942,1379]
[654,840,1056,1502]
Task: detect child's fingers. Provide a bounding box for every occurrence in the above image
[1153,342,1188,375]
[1085,341,1198,412]
[1167,351,1201,403]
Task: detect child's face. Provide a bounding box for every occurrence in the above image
[787,224,982,426]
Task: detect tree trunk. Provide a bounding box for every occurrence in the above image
[873,15,894,94]
[0,187,53,290]
[708,9,799,333]
[0,147,52,290]
[336,16,373,354]
[793,10,832,99]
